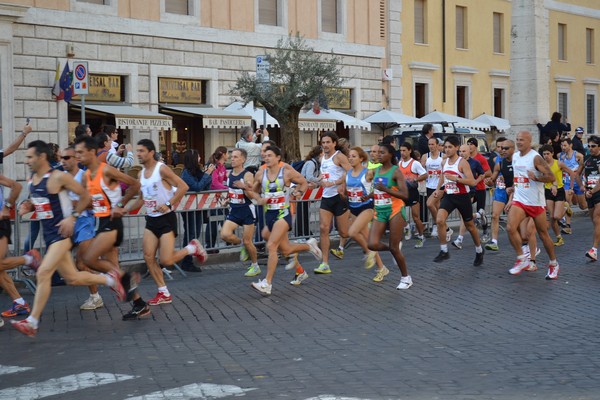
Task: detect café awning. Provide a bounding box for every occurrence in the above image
[224,101,279,127]
[298,110,337,131]
[161,106,251,129]
[78,104,173,130]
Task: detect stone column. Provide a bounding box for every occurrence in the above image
[509,0,549,141]
[387,0,403,112]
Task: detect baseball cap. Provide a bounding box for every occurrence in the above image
[467,138,478,146]
[575,127,584,134]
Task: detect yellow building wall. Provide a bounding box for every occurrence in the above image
[288,0,318,39]
[401,0,511,118]
[548,8,600,129]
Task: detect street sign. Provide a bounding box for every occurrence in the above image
[256,55,270,84]
[72,61,89,95]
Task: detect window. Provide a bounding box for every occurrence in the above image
[415,0,426,44]
[259,0,278,26]
[587,28,594,64]
[456,6,467,49]
[494,88,504,118]
[77,0,104,3]
[379,0,386,39]
[558,92,568,118]
[322,0,338,33]
[493,12,504,53]
[415,83,428,118]
[165,0,189,15]
[456,86,467,117]
[558,23,567,61]
[588,94,596,133]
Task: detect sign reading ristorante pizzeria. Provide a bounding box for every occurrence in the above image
[72,74,123,102]
[159,78,204,104]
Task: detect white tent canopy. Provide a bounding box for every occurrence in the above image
[420,111,491,131]
[364,109,422,131]
[224,101,279,127]
[474,113,511,132]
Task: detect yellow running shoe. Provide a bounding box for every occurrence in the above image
[373,266,389,282]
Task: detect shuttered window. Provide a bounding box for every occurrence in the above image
[322,0,338,33]
[165,0,189,15]
[415,0,425,44]
[493,12,503,53]
[78,0,105,4]
[587,28,594,64]
[558,23,566,60]
[259,0,278,26]
[587,94,596,133]
[558,92,568,118]
[456,6,466,49]
[379,0,386,39]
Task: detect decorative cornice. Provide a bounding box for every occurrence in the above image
[408,62,439,71]
[554,75,576,83]
[450,66,479,74]
[489,69,510,77]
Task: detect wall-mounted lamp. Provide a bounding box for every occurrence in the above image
[66,44,75,58]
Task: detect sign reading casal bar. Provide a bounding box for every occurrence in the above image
[159,78,204,104]
[299,120,336,131]
[72,74,123,102]
[116,117,172,130]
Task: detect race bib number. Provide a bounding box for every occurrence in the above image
[587,174,599,189]
[321,172,331,182]
[373,190,391,206]
[428,169,441,177]
[92,194,108,214]
[31,197,53,219]
[444,181,459,195]
[265,191,286,210]
[347,187,364,204]
[228,188,245,204]
[514,176,530,189]
[144,199,157,211]
[496,177,506,190]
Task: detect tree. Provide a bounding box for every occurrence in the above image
[231,35,346,161]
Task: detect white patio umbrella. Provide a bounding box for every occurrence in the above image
[420,111,491,130]
[224,101,279,127]
[364,109,422,131]
[474,113,511,132]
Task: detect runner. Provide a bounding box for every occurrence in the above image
[559,138,586,234]
[315,132,351,274]
[506,131,560,279]
[11,140,127,337]
[249,145,322,295]
[541,144,576,247]
[74,135,140,316]
[432,136,484,266]
[484,139,515,251]
[366,143,412,289]
[127,139,207,312]
[219,148,260,277]
[582,135,600,261]
[60,146,103,310]
[346,146,388,281]
[398,142,427,248]
[466,138,492,239]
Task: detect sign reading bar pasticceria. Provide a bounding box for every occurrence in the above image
[159,78,204,104]
[72,74,123,102]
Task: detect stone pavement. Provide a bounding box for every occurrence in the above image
[1,214,600,400]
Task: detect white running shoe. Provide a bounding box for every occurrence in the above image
[431,225,438,238]
[251,278,272,295]
[306,238,322,260]
[285,254,298,271]
[446,228,454,242]
[290,271,309,286]
[80,295,104,310]
[545,263,560,280]
[396,275,413,290]
[509,257,530,275]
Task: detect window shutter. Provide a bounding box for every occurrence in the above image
[259,0,278,26]
[586,28,594,64]
[456,6,465,49]
[322,0,338,33]
[165,0,189,15]
[493,13,502,53]
[415,0,424,44]
[379,0,386,40]
[558,23,566,60]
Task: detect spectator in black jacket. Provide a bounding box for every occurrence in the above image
[535,112,571,145]
[572,127,586,155]
[417,123,434,157]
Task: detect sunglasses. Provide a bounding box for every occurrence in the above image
[61,156,72,160]
[500,146,512,150]
[589,144,599,148]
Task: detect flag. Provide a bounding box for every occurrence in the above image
[59,62,73,103]
[51,61,64,100]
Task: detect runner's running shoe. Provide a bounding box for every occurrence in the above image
[189,239,208,263]
[10,319,37,337]
[290,271,309,286]
[485,241,499,251]
[414,236,425,248]
[433,250,450,263]
[25,249,41,271]
[586,248,598,261]
[526,260,538,272]
[446,228,454,242]
[251,278,272,295]
[244,264,261,277]
[314,263,332,274]
[364,251,376,269]
[307,238,323,260]
[122,302,151,321]
[473,249,484,266]
[108,269,126,301]
[1,302,30,318]
[509,257,530,275]
[80,295,104,311]
[545,263,560,280]
[396,275,413,290]
[452,239,463,249]
[239,246,249,262]
[148,292,172,306]
[330,248,344,259]
[372,266,389,282]
[553,236,565,247]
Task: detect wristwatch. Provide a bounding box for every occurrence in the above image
[165,201,172,210]
[117,202,124,208]
[4,201,13,209]
[72,211,80,218]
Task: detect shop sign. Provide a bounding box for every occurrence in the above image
[116,117,172,130]
[73,75,122,102]
[203,118,250,129]
[326,88,351,110]
[159,78,204,104]
[298,121,336,131]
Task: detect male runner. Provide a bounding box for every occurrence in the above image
[559,138,586,234]
[582,135,600,261]
[421,137,445,238]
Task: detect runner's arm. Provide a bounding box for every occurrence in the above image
[159,164,189,207]
[486,162,501,185]
[0,175,21,219]
[287,168,308,198]
[530,155,555,183]
[456,159,476,187]
[388,168,409,202]
[335,152,352,172]
[104,164,141,207]
[558,161,575,190]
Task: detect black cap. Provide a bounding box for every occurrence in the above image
[467,138,478,146]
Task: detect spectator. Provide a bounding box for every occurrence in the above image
[572,127,586,155]
[235,126,268,173]
[417,123,434,156]
[206,146,229,252]
[75,124,92,137]
[95,133,111,163]
[172,141,186,166]
[296,145,322,236]
[106,143,134,170]
[337,138,350,157]
[535,112,571,145]
[104,125,119,155]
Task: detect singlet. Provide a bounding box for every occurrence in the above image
[320,150,345,198]
[0,179,4,209]
[399,159,418,181]
[425,152,443,189]
[140,162,175,218]
[227,168,251,209]
[261,167,289,212]
[559,151,579,184]
[494,156,506,190]
[66,169,90,217]
[29,170,73,245]
[85,163,122,218]
[512,150,545,206]
[346,168,373,208]
[499,158,514,188]
[373,165,403,210]
[442,157,469,195]
[545,160,564,189]
[584,154,600,190]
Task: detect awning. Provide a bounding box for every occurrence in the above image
[224,101,279,127]
[474,113,511,132]
[420,111,491,131]
[299,110,337,131]
[76,104,173,130]
[161,106,251,129]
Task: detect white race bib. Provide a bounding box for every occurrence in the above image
[265,191,286,210]
[92,194,109,214]
[31,197,54,219]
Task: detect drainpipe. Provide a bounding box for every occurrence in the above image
[442,0,447,103]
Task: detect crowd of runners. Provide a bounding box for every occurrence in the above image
[1,122,599,337]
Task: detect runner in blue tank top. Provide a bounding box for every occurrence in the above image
[10,140,128,337]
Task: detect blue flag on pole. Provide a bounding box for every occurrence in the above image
[59,62,73,103]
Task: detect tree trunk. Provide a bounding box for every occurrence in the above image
[276,112,301,162]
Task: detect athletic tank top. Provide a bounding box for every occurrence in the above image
[0,179,4,210]
[500,158,514,188]
[66,169,90,217]
[559,151,579,184]
[86,163,122,217]
[425,153,443,189]
[399,159,418,181]
[346,168,373,208]
[373,166,400,210]
[261,167,289,211]
[512,150,545,206]
[227,169,251,208]
[584,154,600,190]
[545,159,564,189]
[320,150,345,198]
[29,170,73,244]
[442,157,469,195]
[141,162,174,217]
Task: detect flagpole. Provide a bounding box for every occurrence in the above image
[81,95,86,125]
